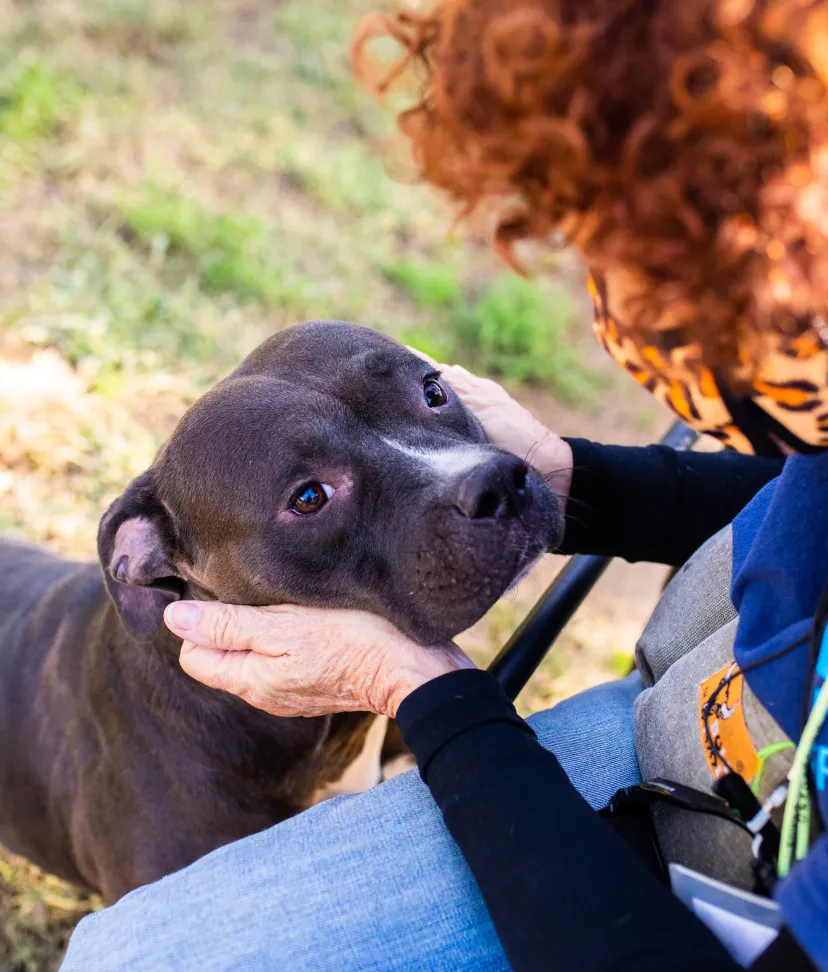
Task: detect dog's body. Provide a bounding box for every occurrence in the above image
[0,322,562,901]
[0,539,375,900]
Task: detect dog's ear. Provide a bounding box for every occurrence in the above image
[97,472,185,642]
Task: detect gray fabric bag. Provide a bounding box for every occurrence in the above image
[633,526,792,889]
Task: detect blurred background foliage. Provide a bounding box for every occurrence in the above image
[0,1,666,967]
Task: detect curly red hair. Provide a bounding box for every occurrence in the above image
[353,0,828,375]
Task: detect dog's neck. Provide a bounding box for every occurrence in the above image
[100,595,271,733]
[99,596,374,807]
[100,591,348,753]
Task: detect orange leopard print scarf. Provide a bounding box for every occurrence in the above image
[590,273,828,456]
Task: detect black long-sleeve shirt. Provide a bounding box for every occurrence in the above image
[560,439,784,566]
[397,444,815,971]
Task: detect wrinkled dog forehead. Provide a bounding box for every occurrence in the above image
[227,319,488,445]
[231,320,412,386]
[156,378,356,489]
[98,320,558,643]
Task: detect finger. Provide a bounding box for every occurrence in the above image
[165,601,269,652]
[441,364,487,392]
[179,641,250,694]
[442,363,473,378]
[180,642,301,717]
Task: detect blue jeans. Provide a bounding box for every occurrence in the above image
[60,674,643,972]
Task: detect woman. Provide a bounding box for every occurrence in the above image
[61,0,828,969]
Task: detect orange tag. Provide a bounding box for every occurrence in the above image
[698,662,759,783]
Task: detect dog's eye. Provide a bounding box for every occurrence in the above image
[290,482,334,515]
[423,378,448,408]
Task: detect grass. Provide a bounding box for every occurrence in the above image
[385,258,462,309]
[0,62,71,145]
[82,0,200,54]
[394,260,601,404]
[0,0,650,967]
[121,185,315,308]
[0,855,99,972]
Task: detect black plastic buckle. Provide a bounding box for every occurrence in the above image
[598,782,674,886]
[601,777,779,896]
[606,778,748,827]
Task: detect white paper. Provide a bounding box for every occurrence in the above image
[669,864,781,967]
[692,897,779,966]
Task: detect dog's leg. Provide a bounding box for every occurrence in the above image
[312,715,390,803]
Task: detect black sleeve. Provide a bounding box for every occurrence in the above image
[559,439,783,567]
[397,668,742,972]
[750,927,818,971]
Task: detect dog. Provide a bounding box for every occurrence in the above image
[0,320,562,901]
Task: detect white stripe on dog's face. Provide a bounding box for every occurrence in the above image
[380,438,492,478]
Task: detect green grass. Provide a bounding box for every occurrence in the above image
[385,258,462,309]
[610,650,637,678]
[0,0,596,397]
[83,0,201,52]
[0,62,68,144]
[121,186,313,309]
[0,57,81,189]
[0,852,99,972]
[394,260,600,404]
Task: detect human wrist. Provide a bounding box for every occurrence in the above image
[379,643,476,718]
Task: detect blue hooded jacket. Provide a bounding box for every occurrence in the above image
[732,451,828,968]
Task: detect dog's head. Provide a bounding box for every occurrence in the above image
[98,321,563,645]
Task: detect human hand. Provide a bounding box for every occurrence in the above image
[165,601,474,718]
[408,350,573,506]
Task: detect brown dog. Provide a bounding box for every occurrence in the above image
[0,321,562,901]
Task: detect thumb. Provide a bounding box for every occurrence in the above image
[164,600,262,652]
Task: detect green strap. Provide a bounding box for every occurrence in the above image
[751,741,795,796]
[779,679,828,877]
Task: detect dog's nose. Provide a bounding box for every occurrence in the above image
[453,456,530,520]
